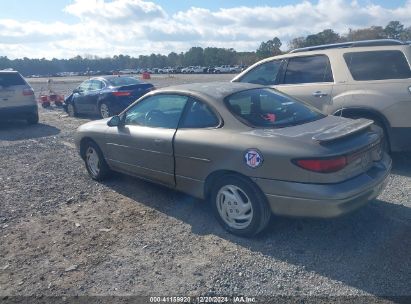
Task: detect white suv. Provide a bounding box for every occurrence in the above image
[233,39,411,152]
[0,70,38,124]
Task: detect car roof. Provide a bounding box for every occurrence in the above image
[92,75,140,82]
[289,39,406,53]
[155,82,263,100]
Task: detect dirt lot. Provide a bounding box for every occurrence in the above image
[0,75,410,301]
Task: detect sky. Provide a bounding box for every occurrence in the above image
[0,0,410,59]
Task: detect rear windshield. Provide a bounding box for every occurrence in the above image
[0,73,26,87]
[343,50,411,81]
[107,76,142,87]
[225,88,325,128]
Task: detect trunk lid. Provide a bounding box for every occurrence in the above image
[247,115,383,183]
[117,83,153,93]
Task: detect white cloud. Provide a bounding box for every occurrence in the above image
[63,0,166,22]
[0,0,410,59]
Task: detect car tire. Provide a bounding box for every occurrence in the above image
[210,174,271,237]
[67,102,77,117]
[83,141,111,181]
[99,102,112,118]
[26,112,39,125]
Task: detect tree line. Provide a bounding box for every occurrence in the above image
[0,21,409,76]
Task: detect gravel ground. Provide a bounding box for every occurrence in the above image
[0,75,410,302]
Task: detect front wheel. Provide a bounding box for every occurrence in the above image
[84,141,111,181]
[211,175,271,237]
[67,102,77,117]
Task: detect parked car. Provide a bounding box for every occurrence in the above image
[0,70,38,124]
[180,67,191,73]
[75,82,391,237]
[232,39,411,152]
[163,67,177,74]
[214,65,233,73]
[230,65,243,73]
[64,76,154,118]
[182,66,205,73]
[205,66,216,74]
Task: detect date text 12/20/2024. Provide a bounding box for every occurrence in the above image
[149,296,257,303]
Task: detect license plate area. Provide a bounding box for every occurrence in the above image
[347,141,382,171]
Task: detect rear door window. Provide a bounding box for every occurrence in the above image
[180,99,220,128]
[238,60,283,85]
[89,80,103,90]
[283,55,333,84]
[0,73,26,87]
[343,50,411,81]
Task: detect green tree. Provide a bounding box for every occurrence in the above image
[384,21,404,39]
[184,47,204,66]
[346,26,386,41]
[305,29,341,47]
[167,52,179,67]
[400,26,411,41]
[256,37,282,59]
[287,37,306,50]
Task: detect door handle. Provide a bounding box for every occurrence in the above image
[312,91,328,98]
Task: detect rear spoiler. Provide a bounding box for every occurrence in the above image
[312,118,374,142]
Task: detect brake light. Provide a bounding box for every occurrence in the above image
[22,89,34,96]
[295,156,347,173]
[112,91,131,97]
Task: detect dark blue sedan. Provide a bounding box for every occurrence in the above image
[64,76,154,118]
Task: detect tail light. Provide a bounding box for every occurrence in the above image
[295,156,347,173]
[22,88,34,96]
[112,91,131,97]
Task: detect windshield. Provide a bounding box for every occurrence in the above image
[225,88,325,128]
[108,76,142,87]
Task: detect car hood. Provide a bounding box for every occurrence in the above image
[77,118,111,133]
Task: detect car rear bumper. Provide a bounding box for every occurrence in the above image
[253,154,391,218]
[389,127,411,151]
[0,104,38,119]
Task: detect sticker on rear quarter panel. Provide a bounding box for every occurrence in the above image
[244,149,263,168]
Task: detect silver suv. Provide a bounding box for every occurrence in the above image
[0,70,38,124]
[232,39,411,152]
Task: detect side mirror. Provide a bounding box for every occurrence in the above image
[73,88,82,94]
[107,115,122,127]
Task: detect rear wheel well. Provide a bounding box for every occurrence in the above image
[334,108,391,144]
[204,170,258,201]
